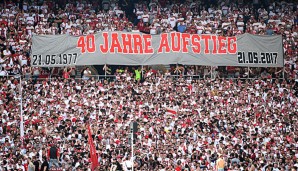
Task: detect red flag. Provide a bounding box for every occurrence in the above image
[88,125,99,170]
[166,108,177,115]
[188,84,192,93]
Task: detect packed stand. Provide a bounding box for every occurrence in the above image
[0,70,298,170]
[0,0,298,171]
[0,0,297,79]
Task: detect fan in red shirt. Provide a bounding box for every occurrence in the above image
[137,20,145,32]
[175,160,182,171]
[63,67,73,79]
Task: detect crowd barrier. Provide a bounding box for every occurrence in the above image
[0,74,286,81]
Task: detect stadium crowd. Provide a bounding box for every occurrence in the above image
[0,0,297,170]
[1,69,298,171]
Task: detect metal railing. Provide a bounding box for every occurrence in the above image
[0,74,286,81]
[45,75,117,82]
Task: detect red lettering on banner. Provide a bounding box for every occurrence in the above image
[110,33,122,53]
[122,34,133,54]
[133,34,143,54]
[86,35,96,53]
[92,33,237,55]
[77,36,86,53]
[211,35,217,54]
[181,33,190,53]
[171,32,181,52]
[100,32,109,53]
[227,37,237,54]
[191,35,201,54]
[77,35,96,53]
[201,35,211,54]
[143,34,153,54]
[218,36,227,54]
[158,34,170,53]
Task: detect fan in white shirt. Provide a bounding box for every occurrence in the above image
[258,21,266,30]
[26,15,34,25]
[0,68,8,76]
[168,15,177,28]
[123,157,133,171]
[222,18,231,30]
[3,47,11,57]
[134,8,143,20]
[26,24,34,36]
[19,54,27,66]
[115,9,124,17]
[196,22,205,34]
[222,5,229,16]
[237,18,245,31]
[142,12,150,23]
